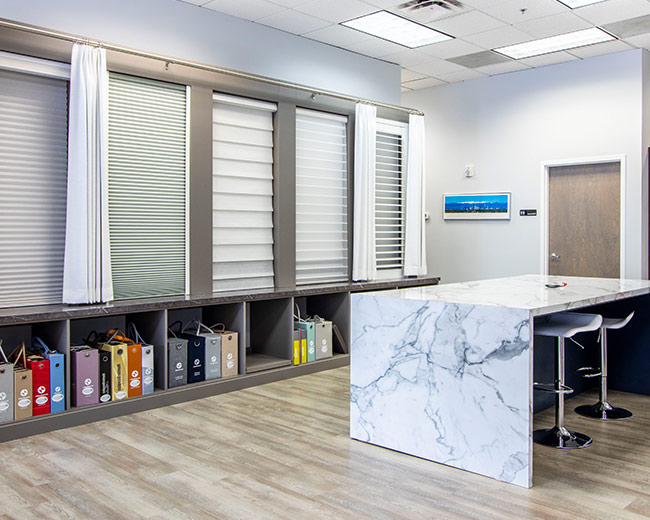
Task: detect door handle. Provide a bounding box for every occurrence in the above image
[550,253,560,261]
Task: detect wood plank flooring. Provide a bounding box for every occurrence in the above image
[0,366,649,520]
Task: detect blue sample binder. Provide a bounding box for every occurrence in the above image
[32,337,66,414]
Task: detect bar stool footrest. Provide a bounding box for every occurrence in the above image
[577,366,602,378]
[533,381,573,394]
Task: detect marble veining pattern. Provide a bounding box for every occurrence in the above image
[369,275,650,316]
[350,294,531,487]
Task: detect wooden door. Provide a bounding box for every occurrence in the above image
[548,162,620,278]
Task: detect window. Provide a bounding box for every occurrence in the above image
[295,108,348,285]
[107,73,188,299]
[375,119,407,273]
[0,54,69,307]
[212,93,276,292]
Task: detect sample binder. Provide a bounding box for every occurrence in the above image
[70,346,99,407]
[127,343,142,398]
[168,322,188,388]
[181,321,212,383]
[212,324,238,378]
[10,343,32,420]
[293,329,300,366]
[295,321,315,363]
[33,337,66,413]
[0,340,14,423]
[99,335,129,401]
[98,349,112,403]
[26,355,50,416]
[129,323,154,395]
[312,318,333,360]
[300,330,307,364]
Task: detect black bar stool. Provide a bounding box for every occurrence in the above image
[575,311,635,420]
[533,311,602,449]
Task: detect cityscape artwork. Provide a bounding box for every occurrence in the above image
[443,192,511,220]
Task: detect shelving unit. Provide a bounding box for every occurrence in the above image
[0,277,438,442]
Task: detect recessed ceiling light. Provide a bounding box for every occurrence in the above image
[494,27,615,60]
[556,0,608,8]
[341,10,453,48]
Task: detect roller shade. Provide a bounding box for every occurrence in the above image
[107,73,188,299]
[375,120,407,271]
[0,68,68,307]
[295,108,348,284]
[213,93,276,292]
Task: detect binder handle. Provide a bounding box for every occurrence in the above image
[84,330,99,348]
[32,336,54,354]
[181,319,213,335]
[106,329,135,345]
[0,339,8,364]
[9,341,28,368]
[127,322,147,345]
[211,323,226,332]
[168,320,183,338]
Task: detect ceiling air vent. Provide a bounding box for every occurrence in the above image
[398,0,464,11]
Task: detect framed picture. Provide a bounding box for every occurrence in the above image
[443,192,511,220]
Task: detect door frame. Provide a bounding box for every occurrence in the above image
[540,155,626,278]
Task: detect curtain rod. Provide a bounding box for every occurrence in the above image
[0,18,424,117]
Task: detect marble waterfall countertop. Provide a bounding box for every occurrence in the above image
[350,273,650,488]
[364,274,650,316]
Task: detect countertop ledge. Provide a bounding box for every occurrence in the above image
[0,277,440,325]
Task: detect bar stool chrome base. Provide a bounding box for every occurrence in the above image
[533,425,593,449]
[575,401,632,420]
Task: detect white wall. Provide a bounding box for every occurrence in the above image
[403,49,647,283]
[0,0,400,105]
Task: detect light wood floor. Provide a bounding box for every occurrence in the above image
[1,367,649,520]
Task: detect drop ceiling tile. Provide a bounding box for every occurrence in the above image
[409,56,469,75]
[566,38,633,57]
[303,24,371,46]
[428,10,506,37]
[474,60,531,75]
[401,68,427,82]
[483,0,567,25]
[623,31,650,47]
[346,37,409,57]
[359,0,406,8]
[459,0,505,8]
[268,0,312,6]
[602,14,650,38]
[202,0,287,21]
[518,50,579,67]
[402,76,447,90]
[447,50,513,67]
[177,0,209,6]
[381,49,432,66]
[435,68,487,82]
[464,25,533,48]
[514,12,593,38]
[571,0,650,26]
[294,0,375,23]
[417,38,487,58]
[256,9,331,34]
[401,85,414,92]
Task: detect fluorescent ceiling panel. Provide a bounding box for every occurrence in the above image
[495,27,615,59]
[556,0,607,8]
[341,10,452,48]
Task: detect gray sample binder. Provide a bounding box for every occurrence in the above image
[0,340,14,423]
[204,334,222,381]
[167,338,188,388]
[313,319,333,360]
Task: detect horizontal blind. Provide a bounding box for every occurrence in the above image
[108,73,187,299]
[295,108,348,284]
[0,69,68,307]
[213,93,276,292]
[375,121,406,271]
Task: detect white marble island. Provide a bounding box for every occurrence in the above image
[350,275,650,488]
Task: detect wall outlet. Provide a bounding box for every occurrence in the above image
[464,164,474,178]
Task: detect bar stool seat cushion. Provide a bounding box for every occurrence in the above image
[601,311,634,330]
[535,312,603,338]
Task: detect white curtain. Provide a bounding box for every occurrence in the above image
[404,113,427,277]
[352,103,377,281]
[62,44,113,303]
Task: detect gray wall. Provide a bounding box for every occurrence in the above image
[0,0,401,105]
[403,49,648,283]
